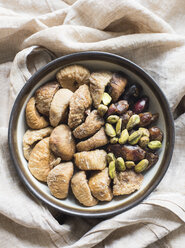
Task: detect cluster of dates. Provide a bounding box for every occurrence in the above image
[97,76,163,178]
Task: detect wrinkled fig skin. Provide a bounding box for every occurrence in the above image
[149,127,163,142]
[107,73,127,102]
[106,100,129,117]
[145,152,159,170]
[107,144,146,162]
[132,96,149,114]
[139,112,153,127]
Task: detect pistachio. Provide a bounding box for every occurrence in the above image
[125,161,135,169]
[148,141,162,150]
[109,161,116,179]
[107,153,116,163]
[126,114,140,130]
[110,137,118,144]
[118,129,129,144]
[128,130,142,145]
[116,118,122,135]
[105,123,116,137]
[107,115,119,124]
[97,104,108,117]
[116,157,126,172]
[139,127,150,137]
[135,159,149,173]
[139,136,150,148]
[102,92,112,105]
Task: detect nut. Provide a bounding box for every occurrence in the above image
[148,141,162,150]
[125,161,135,169]
[97,104,108,117]
[116,157,126,172]
[116,118,122,135]
[128,130,142,145]
[135,159,149,173]
[107,153,116,163]
[110,137,118,144]
[139,127,150,137]
[118,129,129,144]
[102,92,112,105]
[109,161,116,179]
[139,136,150,148]
[126,114,140,130]
[105,123,116,137]
[107,115,119,124]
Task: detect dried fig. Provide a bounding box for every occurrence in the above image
[49,89,73,127]
[47,162,74,199]
[56,64,90,92]
[23,127,53,160]
[26,97,49,129]
[49,124,76,161]
[71,171,98,207]
[107,72,127,102]
[35,82,59,116]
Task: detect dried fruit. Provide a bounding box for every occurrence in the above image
[128,130,142,145]
[116,118,122,135]
[56,65,90,92]
[49,89,73,127]
[139,136,150,148]
[110,137,118,144]
[71,171,98,207]
[107,153,116,163]
[132,96,149,114]
[107,100,129,116]
[109,161,116,179]
[73,110,104,139]
[116,157,126,172]
[89,168,113,201]
[49,125,76,161]
[151,113,159,123]
[28,137,52,182]
[97,104,108,117]
[35,82,59,116]
[148,141,162,150]
[113,170,143,195]
[102,92,112,105]
[139,112,152,127]
[23,127,53,161]
[107,144,146,162]
[145,152,159,170]
[107,115,119,124]
[126,114,140,130]
[74,149,107,170]
[68,84,92,129]
[123,84,142,102]
[149,126,163,142]
[105,123,116,137]
[89,71,112,108]
[118,129,129,144]
[135,159,149,173]
[47,162,74,199]
[125,161,136,169]
[26,97,49,129]
[76,127,108,152]
[107,72,127,102]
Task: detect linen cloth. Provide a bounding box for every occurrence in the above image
[0,0,185,247]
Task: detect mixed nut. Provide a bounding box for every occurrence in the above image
[23,64,163,207]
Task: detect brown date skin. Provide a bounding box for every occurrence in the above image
[106,100,129,117]
[145,152,159,170]
[108,73,127,102]
[123,84,142,101]
[151,113,159,123]
[132,96,149,114]
[139,112,153,127]
[107,144,146,162]
[149,127,163,142]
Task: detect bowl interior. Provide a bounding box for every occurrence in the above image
[10,54,173,217]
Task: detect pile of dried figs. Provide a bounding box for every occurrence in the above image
[23,64,163,207]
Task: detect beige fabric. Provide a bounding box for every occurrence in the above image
[0,0,185,247]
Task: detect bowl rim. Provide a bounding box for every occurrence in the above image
[8,51,175,218]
